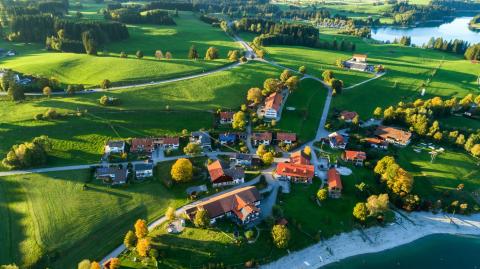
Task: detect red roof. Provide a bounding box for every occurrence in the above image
[163,137,179,145]
[208,160,225,182]
[290,150,310,165]
[276,162,315,179]
[220,111,235,120]
[207,160,244,183]
[328,168,342,190]
[375,126,412,145]
[252,132,272,141]
[343,150,367,161]
[340,111,358,121]
[277,132,297,142]
[131,138,154,152]
[265,92,283,112]
[365,137,386,145]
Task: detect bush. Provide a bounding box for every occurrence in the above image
[101,79,111,89]
[99,95,120,106]
[34,113,44,120]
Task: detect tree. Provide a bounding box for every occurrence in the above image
[471,144,480,157]
[205,46,219,60]
[322,70,334,83]
[352,115,359,126]
[155,50,164,59]
[90,262,101,269]
[183,142,202,156]
[109,258,120,269]
[330,79,343,94]
[123,230,136,248]
[232,111,247,130]
[353,202,368,222]
[298,65,306,75]
[285,76,299,92]
[134,219,148,239]
[101,79,111,89]
[317,188,328,203]
[188,45,199,60]
[280,69,292,82]
[194,208,210,228]
[81,30,97,55]
[136,50,144,59]
[373,107,382,118]
[261,152,274,166]
[247,87,263,104]
[271,224,290,248]
[227,50,240,61]
[256,144,267,157]
[263,78,282,95]
[43,86,52,97]
[166,206,176,221]
[303,146,311,157]
[78,260,91,269]
[171,158,193,182]
[0,70,14,92]
[7,83,24,101]
[165,51,172,59]
[137,238,151,257]
[366,194,389,216]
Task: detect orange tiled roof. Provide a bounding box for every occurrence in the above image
[265,92,283,112]
[328,168,342,190]
[344,150,367,161]
[276,162,315,179]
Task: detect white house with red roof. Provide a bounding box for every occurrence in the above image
[328,168,342,198]
[276,132,297,144]
[263,92,283,120]
[342,150,367,166]
[251,132,272,146]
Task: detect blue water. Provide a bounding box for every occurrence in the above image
[323,234,480,269]
[372,17,480,46]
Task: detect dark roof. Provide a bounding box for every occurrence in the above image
[219,133,237,142]
[107,140,125,148]
[191,131,211,145]
[234,153,253,161]
[96,167,128,183]
[208,160,244,183]
[134,163,153,171]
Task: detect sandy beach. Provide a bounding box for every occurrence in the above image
[262,212,480,269]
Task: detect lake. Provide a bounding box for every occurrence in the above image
[323,234,480,269]
[372,17,480,46]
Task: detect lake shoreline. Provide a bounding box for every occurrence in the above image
[261,212,480,269]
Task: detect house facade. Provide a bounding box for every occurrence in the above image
[275,162,315,183]
[342,150,367,166]
[154,137,180,149]
[277,132,297,145]
[230,153,253,167]
[185,186,261,225]
[328,132,347,149]
[134,163,153,179]
[131,138,154,153]
[327,168,342,198]
[263,92,283,120]
[219,111,235,124]
[208,160,245,187]
[251,132,272,146]
[364,137,388,149]
[375,126,412,146]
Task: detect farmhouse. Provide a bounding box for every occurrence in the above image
[364,137,388,149]
[191,131,212,149]
[104,140,125,154]
[252,132,272,146]
[219,111,235,124]
[95,167,128,185]
[263,92,283,120]
[342,150,367,166]
[276,132,297,144]
[185,186,261,225]
[275,162,315,183]
[328,132,347,149]
[230,153,253,167]
[339,111,358,122]
[208,160,245,187]
[153,137,180,149]
[134,163,153,179]
[290,150,310,165]
[375,126,412,146]
[327,168,342,198]
[219,133,237,145]
[131,138,154,153]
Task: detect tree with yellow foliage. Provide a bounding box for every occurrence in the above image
[90,261,101,269]
[170,158,193,182]
[134,219,148,239]
[136,238,151,257]
[109,258,120,269]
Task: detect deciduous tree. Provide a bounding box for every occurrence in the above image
[166,206,176,221]
[123,230,136,248]
[136,238,151,257]
[134,219,148,239]
[43,86,52,97]
[171,158,193,182]
[366,194,389,216]
[247,87,263,104]
[232,111,247,130]
[194,208,210,228]
[183,142,202,156]
[353,202,368,222]
[271,224,290,248]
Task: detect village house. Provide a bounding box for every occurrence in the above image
[344,54,369,72]
[230,153,253,167]
[185,186,261,225]
[339,111,358,122]
[342,150,367,166]
[219,133,237,145]
[276,132,297,145]
[95,166,128,185]
[328,132,347,149]
[191,131,212,149]
[263,92,283,120]
[104,140,125,154]
[208,160,245,187]
[219,111,235,124]
[289,150,310,165]
[364,137,388,149]
[131,138,154,153]
[327,168,342,198]
[251,132,272,146]
[134,163,153,179]
[153,137,180,149]
[275,162,315,184]
[375,126,412,146]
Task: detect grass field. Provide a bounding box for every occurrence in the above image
[0,168,199,268]
[275,78,328,142]
[0,12,240,87]
[0,61,282,168]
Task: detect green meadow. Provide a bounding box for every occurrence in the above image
[0,12,240,87]
[0,61,282,168]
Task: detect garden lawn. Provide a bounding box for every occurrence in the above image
[0,61,282,168]
[0,12,240,87]
[276,78,328,142]
[0,168,200,268]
